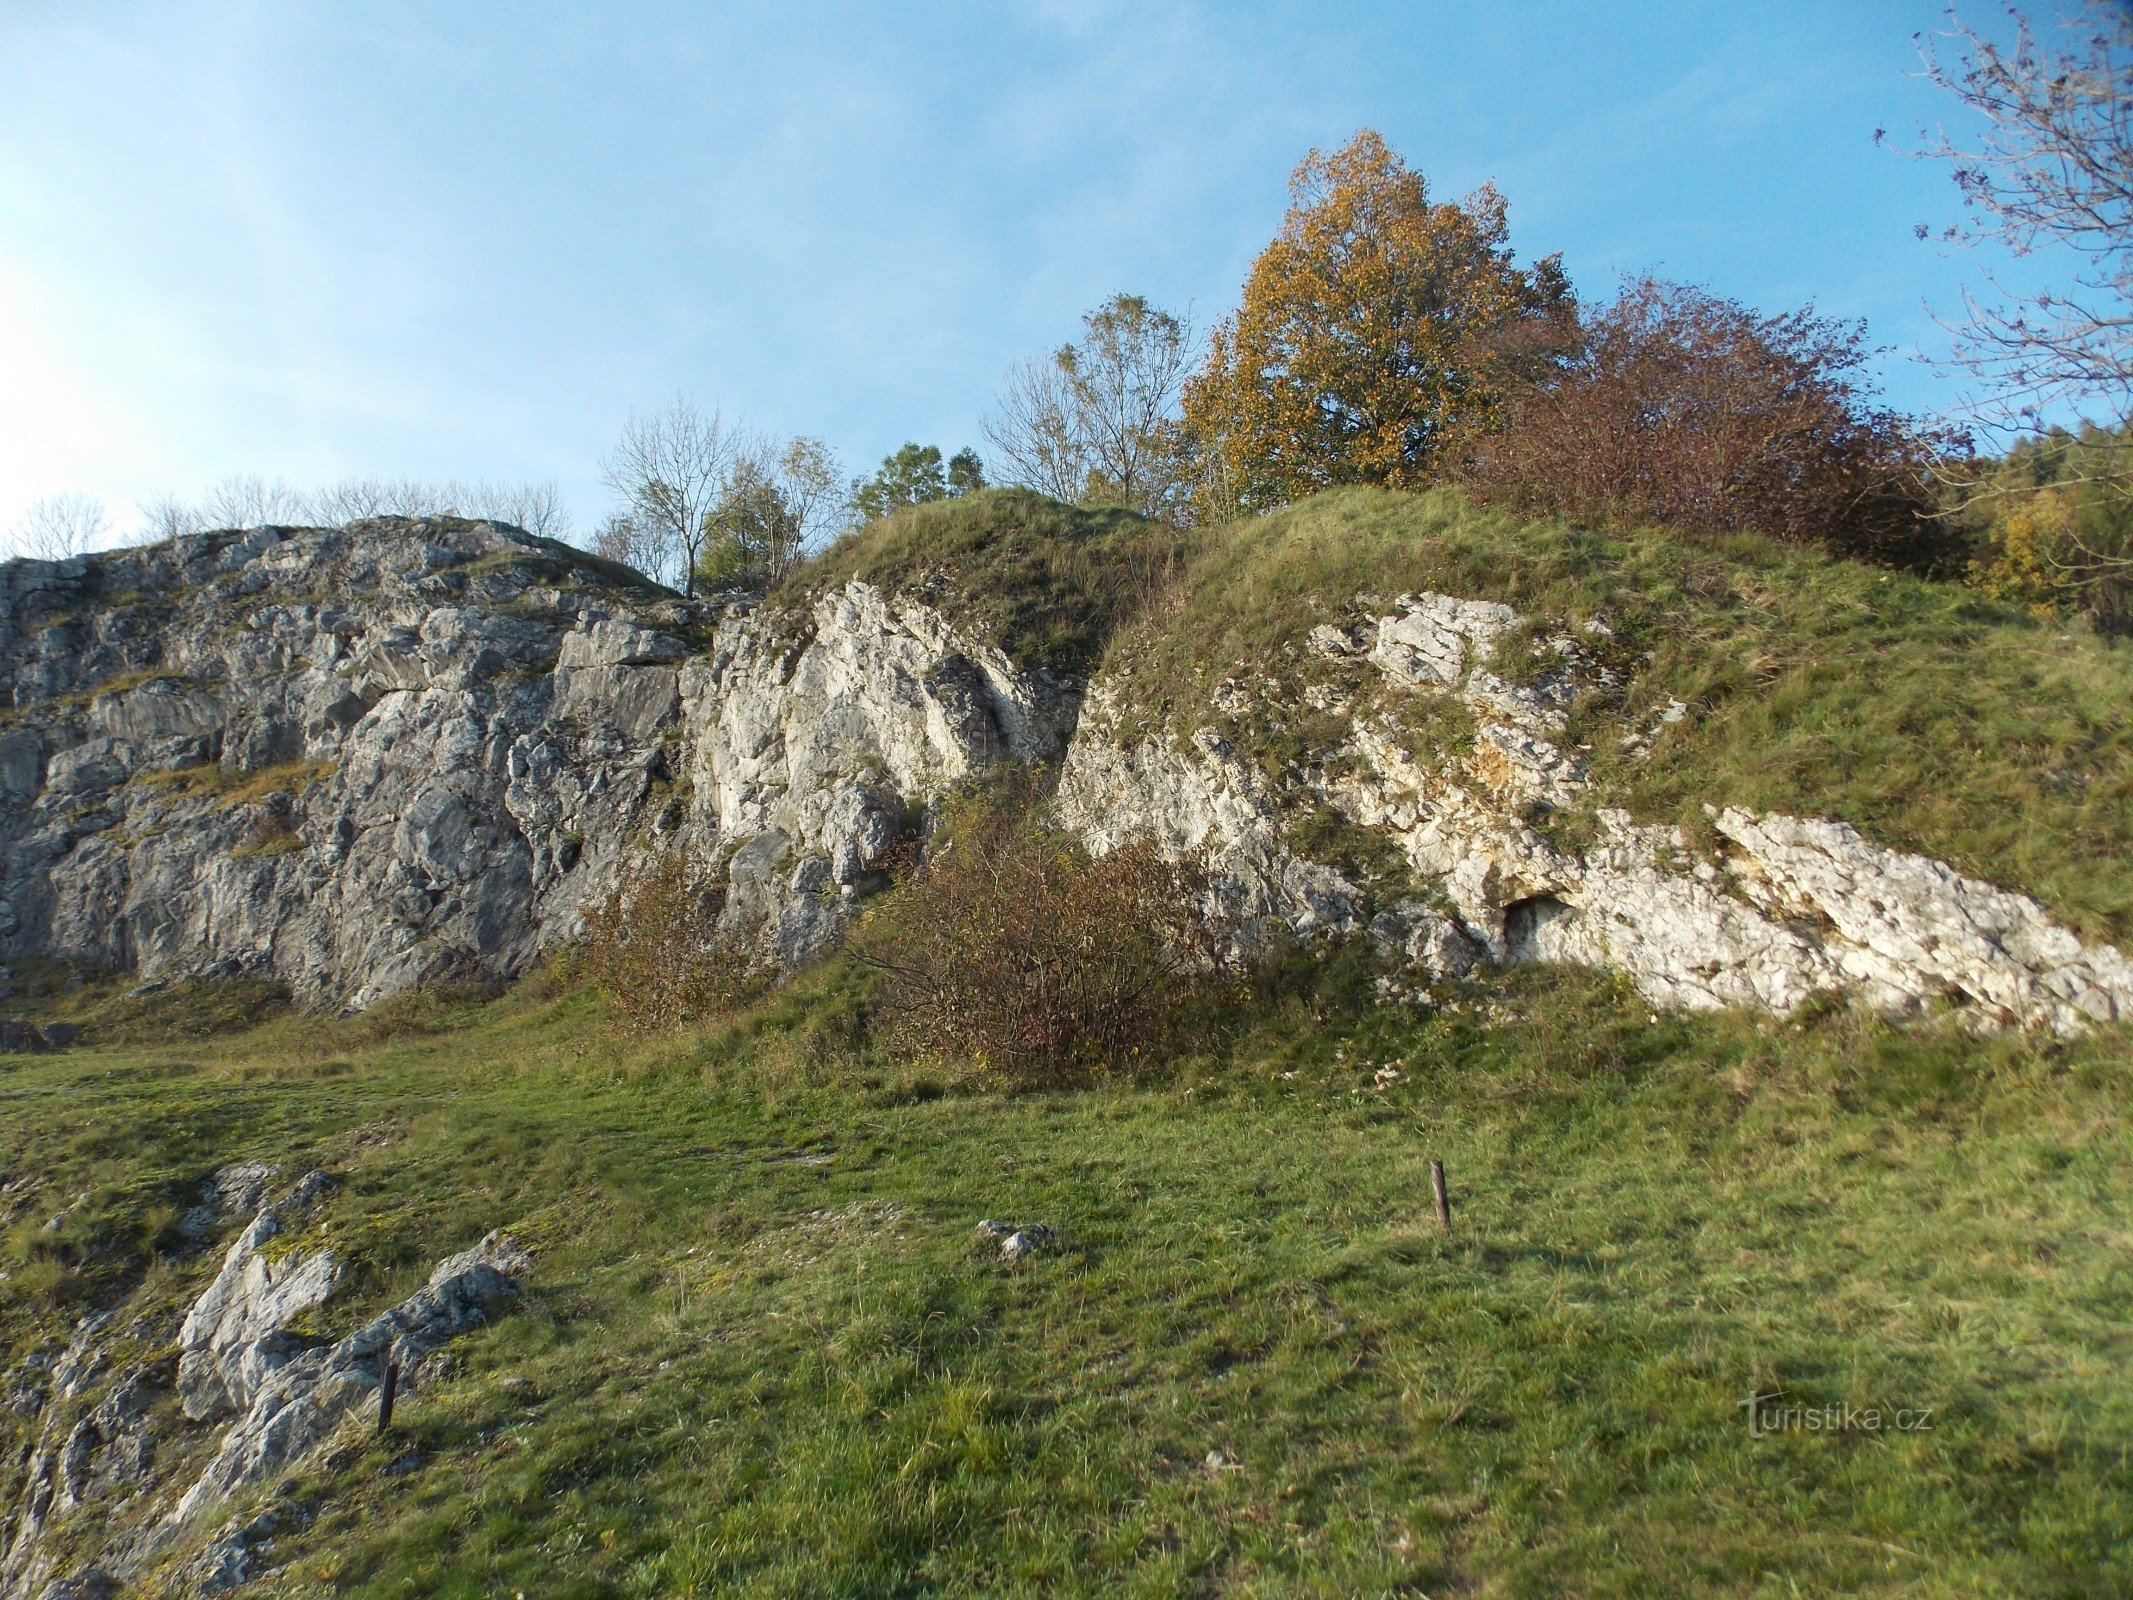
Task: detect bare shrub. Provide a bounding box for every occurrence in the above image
[9,493,109,561]
[1462,276,1964,569]
[1912,1,2133,433]
[854,794,1227,1084]
[580,853,760,1032]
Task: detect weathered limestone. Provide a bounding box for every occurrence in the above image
[678,580,1080,963]
[1059,590,2133,1035]
[167,1231,531,1530]
[174,1172,340,1423]
[1,1193,530,1600]
[3,533,2126,1034]
[0,526,1066,1007]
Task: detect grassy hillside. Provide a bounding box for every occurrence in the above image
[833,486,2132,946]
[777,488,1193,676]
[4,962,2130,1598]
[8,490,2132,1596]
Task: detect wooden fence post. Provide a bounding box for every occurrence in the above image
[378,1355,398,1434]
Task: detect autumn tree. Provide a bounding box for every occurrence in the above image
[985,293,1197,519]
[1182,130,1573,516]
[1914,0,2133,432]
[1908,2,2133,611]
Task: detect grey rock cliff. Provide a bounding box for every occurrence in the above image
[0,524,1066,1008]
[3,529,2127,1032]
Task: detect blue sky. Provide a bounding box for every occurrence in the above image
[0,1,2049,540]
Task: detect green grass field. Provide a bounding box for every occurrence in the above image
[6,958,2129,1598]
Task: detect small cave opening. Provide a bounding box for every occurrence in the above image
[1503,894,1574,964]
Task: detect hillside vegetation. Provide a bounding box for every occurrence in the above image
[779,488,1195,675]
[800,485,2133,946]
[3,951,2128,1598]
[5,489,2131,1598]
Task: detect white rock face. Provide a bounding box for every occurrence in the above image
[678,580,1079,963]
[175,1174,341,1422]
[0,527,1070,1006]
[169,1231,531,1530]
[4,534,2125,1034]
[1061,590,2133,1034]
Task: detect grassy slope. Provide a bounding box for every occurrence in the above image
[1087,487,2133,947]
[4,967,2130,1599]
[7,491,2132,1595]
[777,489,1195,675]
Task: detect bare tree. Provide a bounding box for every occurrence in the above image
[984,294,1197,519]
[591,512,661,574]
[139,492,208,543]
[772,436,846,557]
[139,474,577,548]
[197,475,310,530]
[304,478,436,523]
[303,477,573,538]
[600,399,737,594]
[1913,2,2133,429]
[986,356,1088,502]
[480,479,572,540]
[10,494,109,561]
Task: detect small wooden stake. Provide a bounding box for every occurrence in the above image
[1430,1159,1452,1234]
[377,1355,398,1434]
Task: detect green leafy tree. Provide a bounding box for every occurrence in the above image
[698,435,845,592]
[849,443,985,525]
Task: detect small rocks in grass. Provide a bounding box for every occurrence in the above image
[0,1018,79,1054]
[975,1219,1057,1265]
[1204,1448,1242,1474]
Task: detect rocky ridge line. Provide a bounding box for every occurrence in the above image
[2,524,2127,1032]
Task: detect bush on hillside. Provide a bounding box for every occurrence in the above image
[1962,425,2133,631]
[1461,277,1964,570]
[854,792,1228,1083]
[580,852,762,1032]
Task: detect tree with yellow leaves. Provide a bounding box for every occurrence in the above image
[1183,130,1573,517]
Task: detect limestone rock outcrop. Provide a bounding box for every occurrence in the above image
[167,1230,531,1529]
[1058,590,2133,1035]
[0,523,1066,1008]
[0,1172,531,1600]
[174,1172,340,1423]
[678,580,1080,964]
[3,527,2127,1033]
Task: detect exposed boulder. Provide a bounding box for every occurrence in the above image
[175,1172,341,1422]
[0,1210,529,1600]
[168,1230,530,1529]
